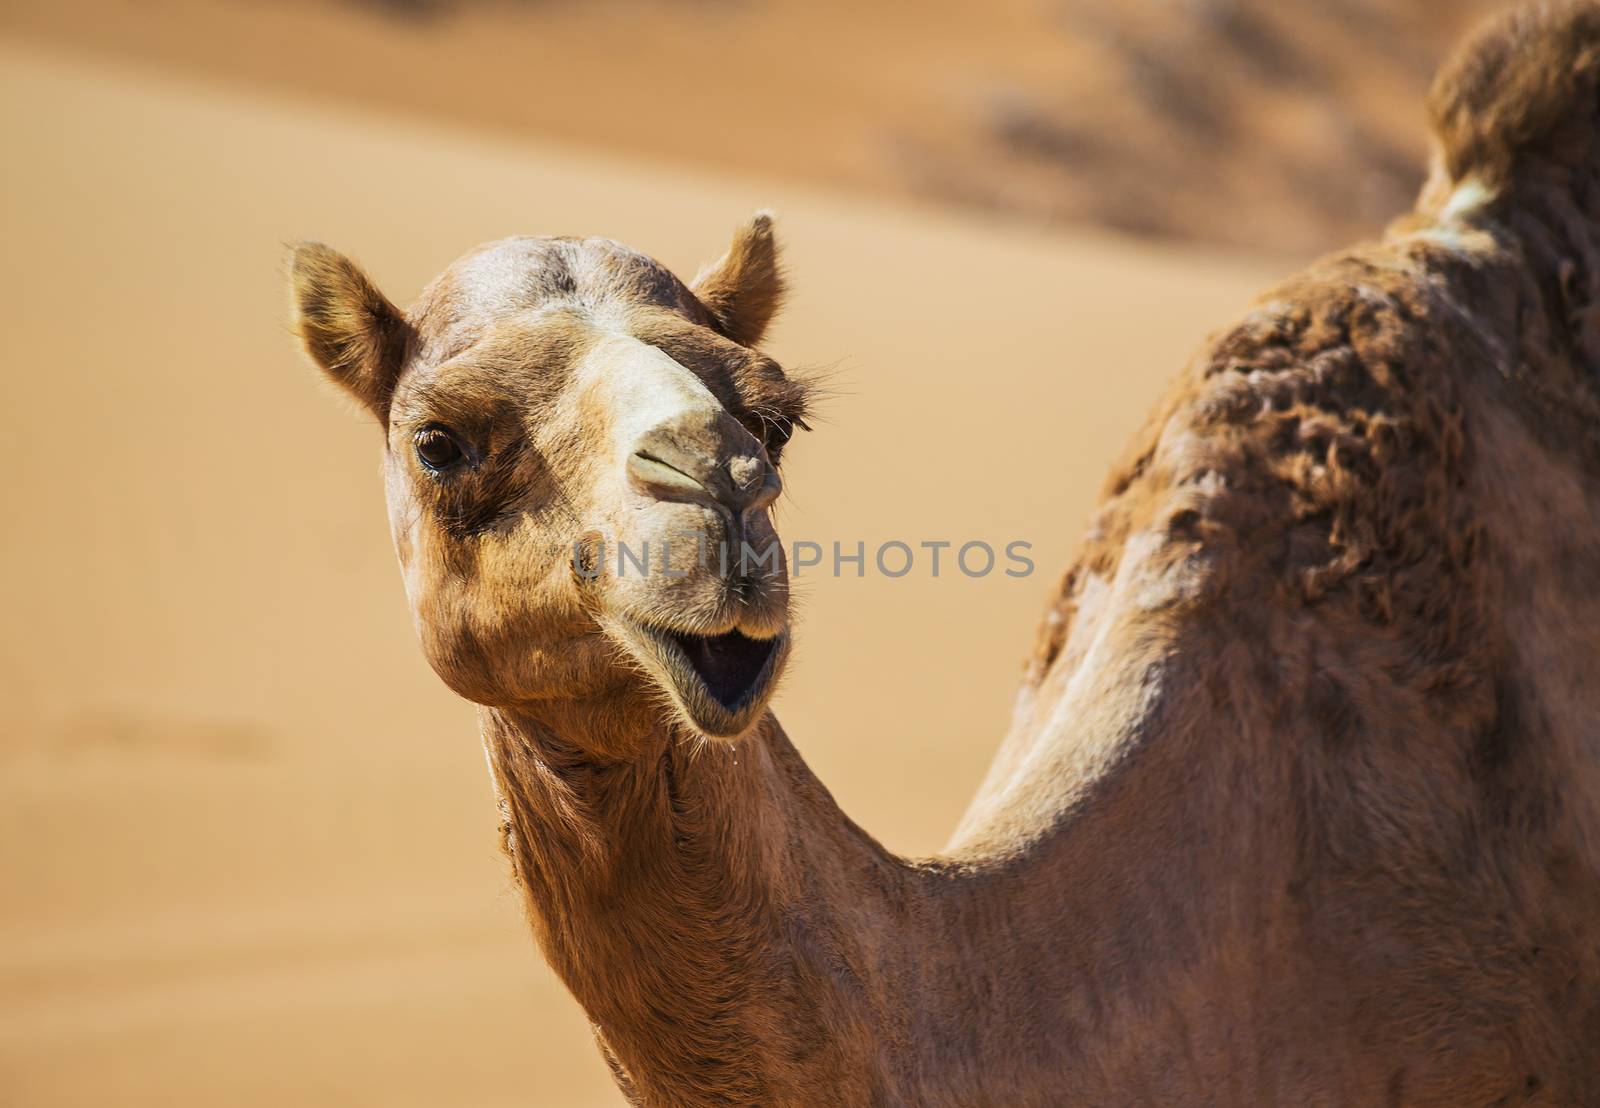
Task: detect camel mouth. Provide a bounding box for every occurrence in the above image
[663,628,780,711]
[605,616,788,739]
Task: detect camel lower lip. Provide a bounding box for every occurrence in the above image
[604,615,788,736]
[663,628,779,710]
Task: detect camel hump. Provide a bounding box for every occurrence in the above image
[1428,1,1600,190]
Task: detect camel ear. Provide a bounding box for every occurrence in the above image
[288,242,409,419]
[692,213,786,348]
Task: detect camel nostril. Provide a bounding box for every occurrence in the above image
[627,447,777,518]
[628,451,711,503]
[729,455,781,514]
[629,413,777,518]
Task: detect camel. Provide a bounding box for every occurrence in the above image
[287,4,1600,1103]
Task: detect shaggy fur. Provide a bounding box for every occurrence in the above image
[290,5,1600,1103]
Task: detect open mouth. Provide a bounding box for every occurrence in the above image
[605,616,789,738]
[663,628,780,710]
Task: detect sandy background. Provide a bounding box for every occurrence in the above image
[0,3,1465,1103]
[1,0,1496,256]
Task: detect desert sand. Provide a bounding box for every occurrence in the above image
[0,40,1275,1106]
[0,0,1497,256]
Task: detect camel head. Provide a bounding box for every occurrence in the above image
[288,216,810,748]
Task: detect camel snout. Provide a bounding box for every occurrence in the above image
[626,415,780,521]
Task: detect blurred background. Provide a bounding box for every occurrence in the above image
[0,1,1498,1104]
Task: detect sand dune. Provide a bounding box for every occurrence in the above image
[0,0,1496,256]
[0,41,1271,1105]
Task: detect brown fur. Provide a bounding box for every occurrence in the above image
[288,242,410,418]
[1428,1,1600,191]
[290,6,1600,1103]
[691,211,787,349]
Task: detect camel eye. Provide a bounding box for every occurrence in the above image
[414,426,466,472]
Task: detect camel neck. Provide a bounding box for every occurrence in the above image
[478,706,911,1105]
[476,672,1275,1102]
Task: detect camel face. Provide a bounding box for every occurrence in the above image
[290,218,809,740]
